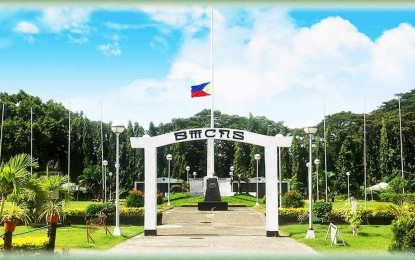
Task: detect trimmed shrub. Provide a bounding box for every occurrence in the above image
[388,204,415,253]
[282,190,305,208]
[0,236,48,252]
[313,202,332,223]
[170,185,182,192]
[85,202,115,217]
[120,207,145,217]
[125,190,144,208]
[335,194,348,201]
[380,192,415,205]
[64,208,85,217]
[279,208,307,218]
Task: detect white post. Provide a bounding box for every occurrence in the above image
[207,6,215,178]
[304,125,317,239]
[307,134,314,238]
[0,102,4,163]
[316,163,319,201]
[278,147,282,208]
[113,132,122,236]
[265,146,279,237]
[323,96,328,203]
[364,96,367,207]
[347,172,350,201]
[30,107,33,174]
[166,154,172,206]
[109,172,112,201]
[398,96,404,194]
[101,100,104,201]
[67,102,71,195]
[144,147,157,236]
[255,154,260,206]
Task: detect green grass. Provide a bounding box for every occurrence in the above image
[280,223,392,254]
[10,225,143,250]
[167,193,262,207]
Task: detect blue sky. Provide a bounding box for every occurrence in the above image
[1,4,415,128]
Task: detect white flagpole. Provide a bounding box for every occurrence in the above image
[323,96,328,203]
[68,102,71,195]
[0,102,4,163]
[207,6,215,177]
[398,96,404,194]
[364,96,367,208]
[101,100,105,201]
[31,107,33,174]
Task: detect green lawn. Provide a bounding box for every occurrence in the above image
[167,193,262,207]
[280,223,392,254]
[9,225,143,251]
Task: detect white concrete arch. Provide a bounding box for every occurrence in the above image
[130,128,292,237]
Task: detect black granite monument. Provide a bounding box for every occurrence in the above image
[198,177,228,211]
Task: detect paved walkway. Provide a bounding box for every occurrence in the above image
[102,207,317,257]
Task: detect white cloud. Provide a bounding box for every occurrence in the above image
[61,8,415,129]
[150,36,168,51]
[68,35,89,45]
[97,42,121,57]
[40,7,90,33]
[13,21,40,34]
[104,22,155,30]
[140,6,210,35]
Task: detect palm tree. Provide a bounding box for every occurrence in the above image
[0,154,38,218]
[233,171,251,194]
[77,165,102,199]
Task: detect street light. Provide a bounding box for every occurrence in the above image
[230,166,235,193]
[186,166,190,193]
[314,159,320,201]
[254,154,261,206]
[346,171,351,201]
[111,122,125,236]
[304,125,317,239]
[103,160,108,202]
[166,154,173,206]
[0,100,4,164]
[108,172,113,201]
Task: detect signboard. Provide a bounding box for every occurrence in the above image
[325,223,346,246]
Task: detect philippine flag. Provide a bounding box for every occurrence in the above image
[191,82,211,98]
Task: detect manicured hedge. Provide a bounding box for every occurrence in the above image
[0,236,48,252]
[63,206,163,225]
[276,207,396,225]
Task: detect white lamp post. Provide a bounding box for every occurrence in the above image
[254,154,261,206]
[111,122,125,236]
[314,159,320,201]
[230,166,234,193]
[108,171,113,201]
[103,160,108,202]
[186,166,190,193]
[166,154,173,206]
[346,171,351,201]
[0,101,4,164]
[304,125,317,239]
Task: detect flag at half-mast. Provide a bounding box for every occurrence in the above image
[191,82,211,98]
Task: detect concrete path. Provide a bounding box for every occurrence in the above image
[103,207,318,257]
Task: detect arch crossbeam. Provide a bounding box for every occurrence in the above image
[130,128,293,237]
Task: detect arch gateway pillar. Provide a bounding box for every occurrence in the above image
[130,128,292,237]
